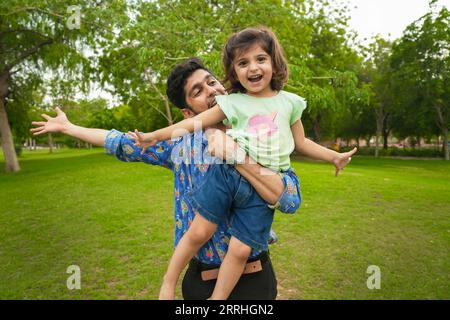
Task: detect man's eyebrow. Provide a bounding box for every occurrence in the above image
[188,74,213,96]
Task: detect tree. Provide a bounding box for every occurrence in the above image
[390,7,450,159]
[0,1,127,172]
[3,0,367,167]
[361,37,396,156]
[289,0,360,142]
[98,0,361,143]
[99,0,314,132]
[335,79,375,147]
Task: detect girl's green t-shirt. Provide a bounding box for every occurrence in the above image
[216,90,307,171]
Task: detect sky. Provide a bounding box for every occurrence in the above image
[347,0,450,43]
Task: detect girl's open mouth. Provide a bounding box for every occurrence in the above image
[248,75,263,83]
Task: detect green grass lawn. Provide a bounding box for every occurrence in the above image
[1,148,449,299]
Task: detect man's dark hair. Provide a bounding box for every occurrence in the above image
[166,58,212,109]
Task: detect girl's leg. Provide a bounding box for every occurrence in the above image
[209,236,252,300]
[159,214,217,300]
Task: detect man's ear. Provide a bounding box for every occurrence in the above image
[181,108,195,119]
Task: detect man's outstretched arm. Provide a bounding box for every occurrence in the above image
[31,107,176,168]
[31,107,108,146]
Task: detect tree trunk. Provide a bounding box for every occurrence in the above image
[0,70,20,172]
[434,105,449,161]
[374,107,385,158]
[375,123,382,158]
[312,114,321,142]
[382,114,390,150]
[375,132,380,157]
[162,94,173,126]
[48,133,53,153]
[145,68,173,125]
[443,128,449,161]
[383,129,390,149]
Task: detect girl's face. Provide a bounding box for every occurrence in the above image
[233,44,277,97]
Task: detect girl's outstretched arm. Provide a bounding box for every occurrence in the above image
[291,119,357,176]
[131,105,226,149]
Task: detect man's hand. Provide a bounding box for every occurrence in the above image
[333,147,357,177]
[206,129,246,164]
[127,129,158,155]
[30,107,71,136]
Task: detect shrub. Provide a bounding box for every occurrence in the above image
[339,146,444,158]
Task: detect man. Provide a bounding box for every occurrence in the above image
[31,58,355,299]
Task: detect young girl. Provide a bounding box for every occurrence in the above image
[130,27,355,300]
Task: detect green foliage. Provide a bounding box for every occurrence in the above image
[97,0,363,136]
[88,103,137,133]
[389,7,450,140]
[346,147,444,158]
[3,0,447,149]
[0,0,129,155]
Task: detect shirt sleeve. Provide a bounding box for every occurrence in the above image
[289,95,307,125]
[268,168,301,214]
[104,129,175,169]
[215,95,237,127]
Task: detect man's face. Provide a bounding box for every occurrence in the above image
[183,69,226,117]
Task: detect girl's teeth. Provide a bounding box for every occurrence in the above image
[249,75,262,82]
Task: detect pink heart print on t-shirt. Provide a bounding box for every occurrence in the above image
[246,111,278,140]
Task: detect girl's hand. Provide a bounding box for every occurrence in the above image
[206,129,246,164]
[127,129,158,155]
[333,147,357,177]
